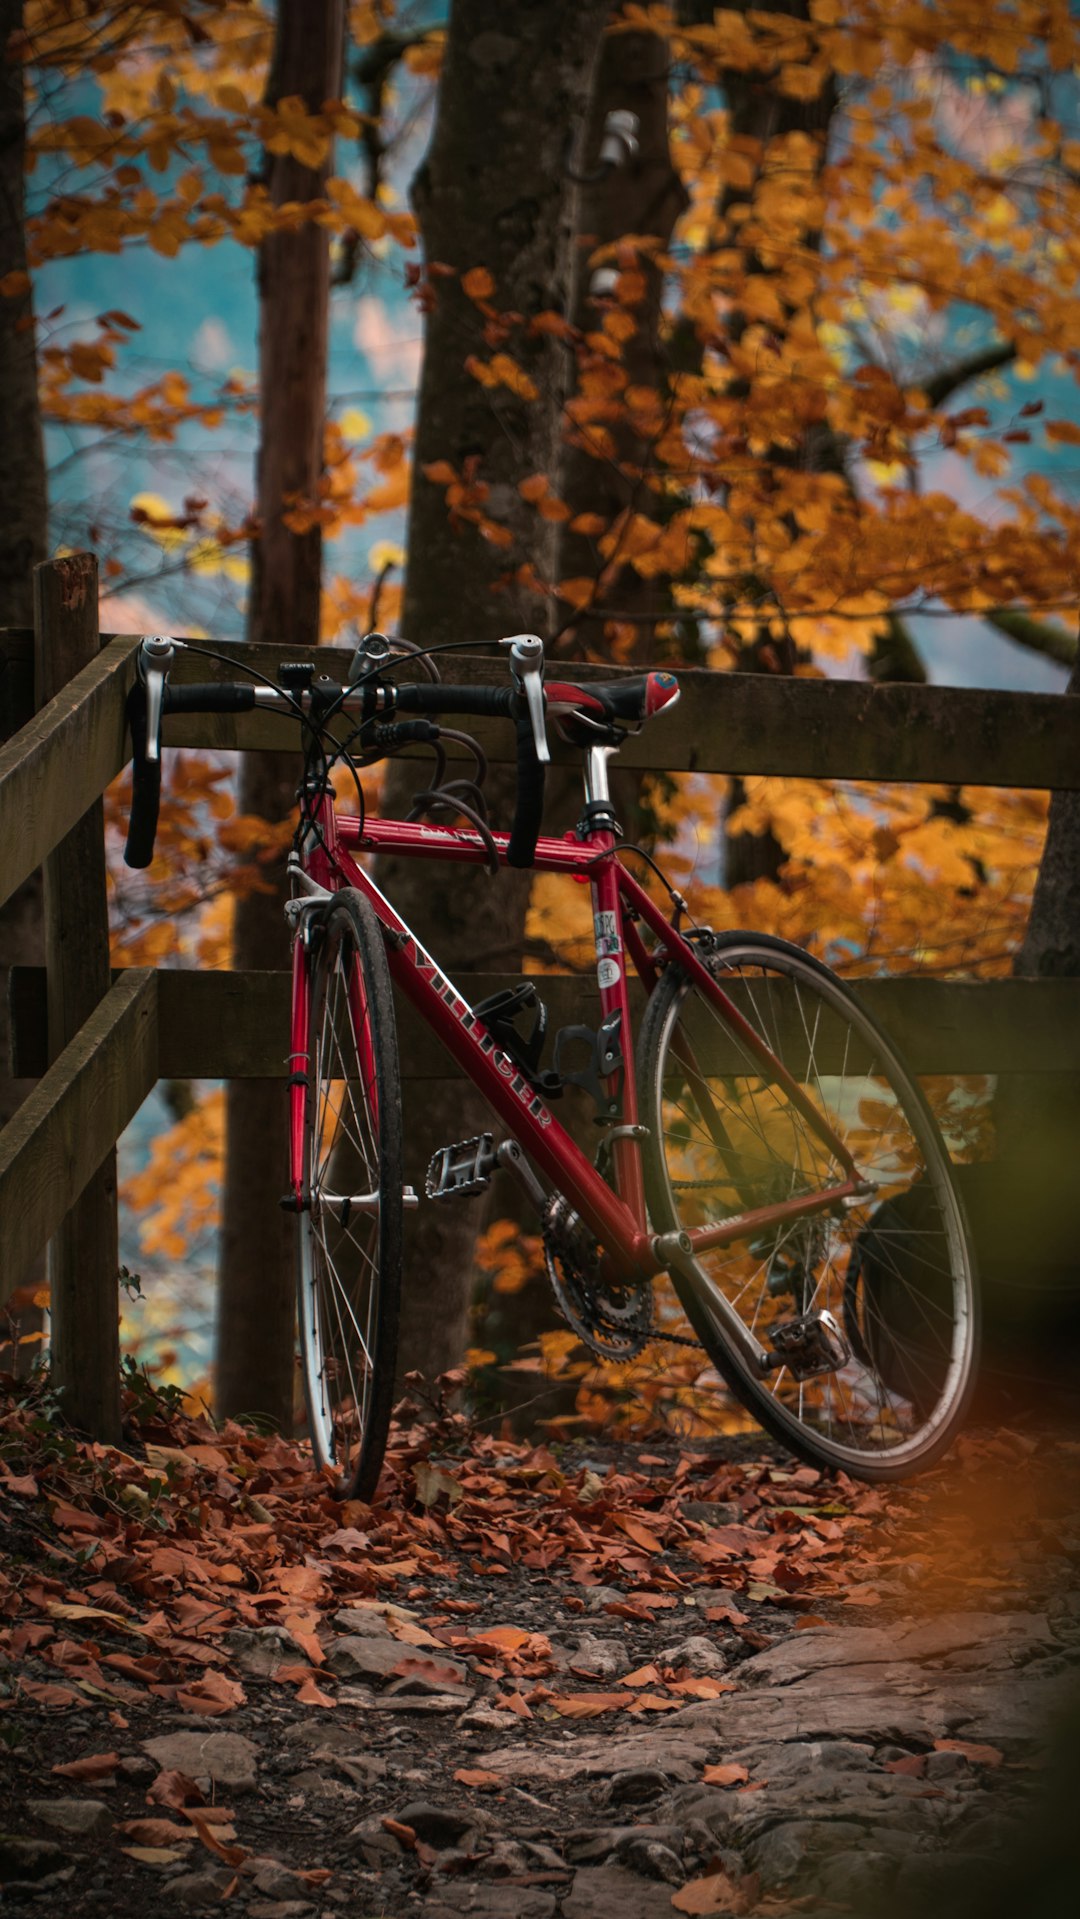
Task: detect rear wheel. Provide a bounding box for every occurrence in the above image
[638,933,979,1480]
[297,889,402,1499]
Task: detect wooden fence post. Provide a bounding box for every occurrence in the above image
[33,553,121,1442]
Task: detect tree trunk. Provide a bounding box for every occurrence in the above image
[479,23,686,1414]
[380,0,612,1381]
[0,0,49,1361]
[556,25,687,662]
[216,0,344,1426]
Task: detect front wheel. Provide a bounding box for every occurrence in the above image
[297,889,403,1499]
[638,933,979,1480]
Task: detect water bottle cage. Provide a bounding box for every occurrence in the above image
[472,982,563,1099]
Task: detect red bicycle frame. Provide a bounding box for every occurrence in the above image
[286,783,864,1377]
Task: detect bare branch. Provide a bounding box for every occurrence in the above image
[921,342,1017,409]
[986,608,1077,668]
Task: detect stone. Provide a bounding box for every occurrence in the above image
[656,1634,727,1676]
[283,1719,375,1756]
[561,1632,631,1680]
[422,1889,556,1919]
[141,1731,259,1795]
[251,1860,309,1898]
[583,1586,627,1614]
[0,1835,71,1882]
[681,1500,744,1525]
[346,1816,404,1868]
[393,1800,475,1848]
[482,1728,712,1785]
[563,1863,683,1918]
[116,1756,157,1784]
[458,1703,520,1733]
[248,1905,315,1919]
[26,1797,110,1837]
[371,1690,473,1713]
[603,1767,668,1806]
[286,1769,358,1803]
[324,1634,404,1682]
[168,1868,237,1907]
[619,1838,686,1885]
[738,1613,1057,1689]
[812,1849,899,1902]
[925,1749,969,1780]
[332,1606,400,1637]
[225,1626,295,1678]
[746,1819,867,1887]
[565,1826,685,1868]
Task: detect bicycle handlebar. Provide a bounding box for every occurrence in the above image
[122,638,551,871]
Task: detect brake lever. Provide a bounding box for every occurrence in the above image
[500,632,550,764]
[137,636,179,763]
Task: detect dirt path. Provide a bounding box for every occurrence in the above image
[2,1402,1078,1918]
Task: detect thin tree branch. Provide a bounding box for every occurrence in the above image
[986,608,1077,668]
[921,342,1017,408]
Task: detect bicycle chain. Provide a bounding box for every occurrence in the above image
[541,1196,704,1357]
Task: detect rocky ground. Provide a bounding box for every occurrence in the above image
[1,1385,1079,1918]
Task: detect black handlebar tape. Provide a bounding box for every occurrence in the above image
[394,682,514,719]
[163,682,258,714]
[124,680,259,869]
[506,709,545,869]
[123,682,161,870]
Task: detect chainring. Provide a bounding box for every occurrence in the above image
[542,1195,653,1360]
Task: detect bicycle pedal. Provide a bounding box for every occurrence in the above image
[765,1309,850,1380]
[425,1133,496,1201]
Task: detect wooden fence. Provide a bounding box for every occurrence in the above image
[2,554,1079,1439]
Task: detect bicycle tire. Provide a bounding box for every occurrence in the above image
[637,932,979,1480]
[296,888,403,1499]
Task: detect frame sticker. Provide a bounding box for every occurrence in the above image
[594,909,621,958]
[597,957,621,990]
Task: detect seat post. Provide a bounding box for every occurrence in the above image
[580,743,620,837]
[583,742,617,807]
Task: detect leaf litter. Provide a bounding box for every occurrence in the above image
[1,1371,1074,1916]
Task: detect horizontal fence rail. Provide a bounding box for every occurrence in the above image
[11,969,1080,1078]
[3,630,1080,803]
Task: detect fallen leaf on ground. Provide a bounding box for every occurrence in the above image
[52,1750,119,1780]
[703,1763,749,1787]
[147,1769,204,1809]
[117,1818,198,1846]
[381,1817,417,1849]
[672,1868,753,1914]
[933,1737,1003,1767]
[454,1768,504,1789]
[548,1691,628,1717]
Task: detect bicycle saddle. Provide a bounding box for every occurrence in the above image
[545,670,680,744]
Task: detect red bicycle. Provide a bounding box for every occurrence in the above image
[125,631,978,1493]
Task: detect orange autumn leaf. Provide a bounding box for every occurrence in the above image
[461,266,495,301]
[703,1763,750,1787]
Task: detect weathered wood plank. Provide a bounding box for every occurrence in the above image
[0,632,137,911]
[2,630,1078,796]
[13,967,1080,1078]
[0,969,157,1304]
[158,642,1080,789]
[34,557,122,1440]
